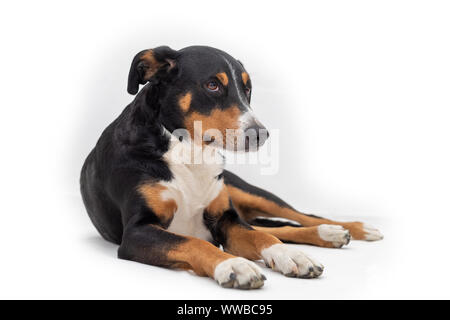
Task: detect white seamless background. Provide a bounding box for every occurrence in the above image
[0,0,449,299]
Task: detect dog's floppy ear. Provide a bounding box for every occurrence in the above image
[127,46,179,95]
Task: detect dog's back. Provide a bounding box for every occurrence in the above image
[80,117,124,244]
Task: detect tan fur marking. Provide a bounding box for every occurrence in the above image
[140,50,162,81]
[226,185,368,239]
[253,226,336,248]
[216,72,229,86]
[167,237,234,277]
[178,92,192,112]
[138,183,177,224]
[241,72,249,85]
[207,185,230,215]
[339,222,366,240]
[224,225,281,261]
[184,105,241,143]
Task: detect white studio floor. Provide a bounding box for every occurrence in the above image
[1,192,443,300]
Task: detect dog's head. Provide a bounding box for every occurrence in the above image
[128,45,268,151]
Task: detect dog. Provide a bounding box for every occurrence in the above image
[80,45,383,289]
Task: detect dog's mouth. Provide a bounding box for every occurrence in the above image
[221,127,270,152]
[243,128,270,151]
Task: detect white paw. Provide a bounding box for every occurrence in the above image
[214,257,266,289]
[318,224,351,248]
[261,244,323,278]
[363,223,384,241]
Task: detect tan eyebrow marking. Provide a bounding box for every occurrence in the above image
[241,72,249,85]
[216,72,229,86]
[178,92,192,112]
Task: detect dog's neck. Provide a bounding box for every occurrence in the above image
[162,127,225,168]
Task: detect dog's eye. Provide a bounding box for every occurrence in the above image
[206,80,219,92]
[245,87,251,97]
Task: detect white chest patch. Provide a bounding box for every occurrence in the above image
[160,137,225,242]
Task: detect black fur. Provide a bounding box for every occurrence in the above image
[249,218,303,228]
[118,213,187,268]
[80,84,173,244]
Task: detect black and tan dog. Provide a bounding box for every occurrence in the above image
[80,46,383,289]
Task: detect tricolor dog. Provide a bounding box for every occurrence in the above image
[80,46,383,289]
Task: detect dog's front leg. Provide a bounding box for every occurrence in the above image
[118,214,265,289]
[205,188,324,279]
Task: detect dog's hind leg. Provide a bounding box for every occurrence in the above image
[223,170,383,241]
[248,219,350,248]
[250,224,350,248]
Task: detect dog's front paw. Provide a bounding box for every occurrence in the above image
[214,257,266,289]
[360,223,384,241]
[261,244,323,278]
[318,224,351,248]
[341,222,384,241]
